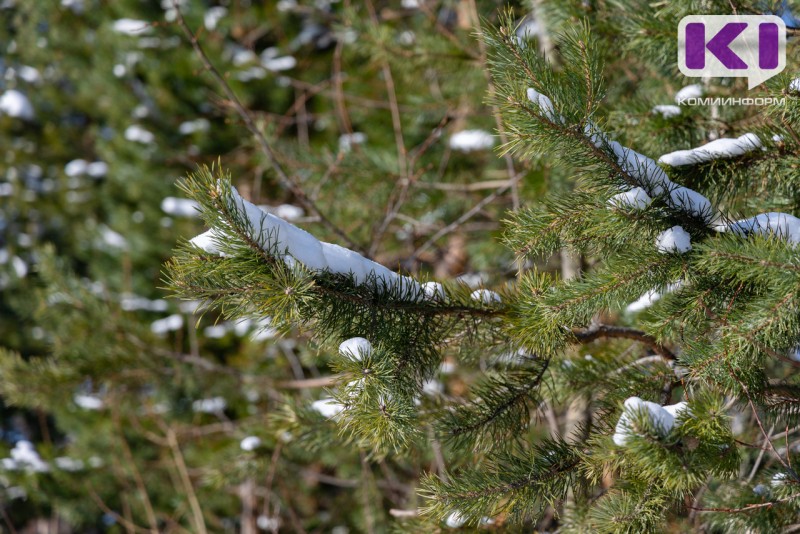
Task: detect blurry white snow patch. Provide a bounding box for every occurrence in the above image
[150,314,184,335]
[233,317,277,341]
[401,0,421,8]
[240,436,262,451]
[4,441,49,472]
[235,67,266,82]
[100,225,127,249]
[674,83,703,102]
[61,0,83,13]
[87,161,108,177]
[204,6,227,30]
[311,398,345,418]
[422,379,444,396]
[277,0,298,11]
[257,516,281,531]
[74,393,104,410]
[790,78,800,92]
[339,337,372,361]
[230,47,258,66]
[120,294,169,312]
[204,324,229,339]
[656,226,692,253]
[192,397,227,413]
[449,129,495,152]
[608,187,652,210]
[339,132,366,152]
[54,457,84,471]
[178,118,210,135]
[652,104,681,119]
[0,89,34,120]
[261,48,297,71]
[16,65,41,84]
[124,125,155,144]
[9,256,27,278]
[112,19,152,35]
[161,196,200,217]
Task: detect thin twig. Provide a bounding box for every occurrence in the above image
[166,427,209,534]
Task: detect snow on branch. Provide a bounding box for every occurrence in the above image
[579,113,714,223]
[725,212,800,246]
[659,134,762,167]
[528,89,800,250]
[194,183,425,297]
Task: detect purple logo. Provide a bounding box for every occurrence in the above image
[678,16,785,89]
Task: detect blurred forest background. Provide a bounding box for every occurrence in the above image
[0,0,537,531]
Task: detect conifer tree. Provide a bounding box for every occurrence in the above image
[4,0,800,532]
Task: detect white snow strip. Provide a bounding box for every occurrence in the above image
[339,337,372,361]
[112,19,152,35]
[449,129,495,152]
[656,226,692,254]
[220,185,420,295]
[262,55,297,72]
[725,212,800,245]
[74,393,103,410]
[658,133,761,167]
